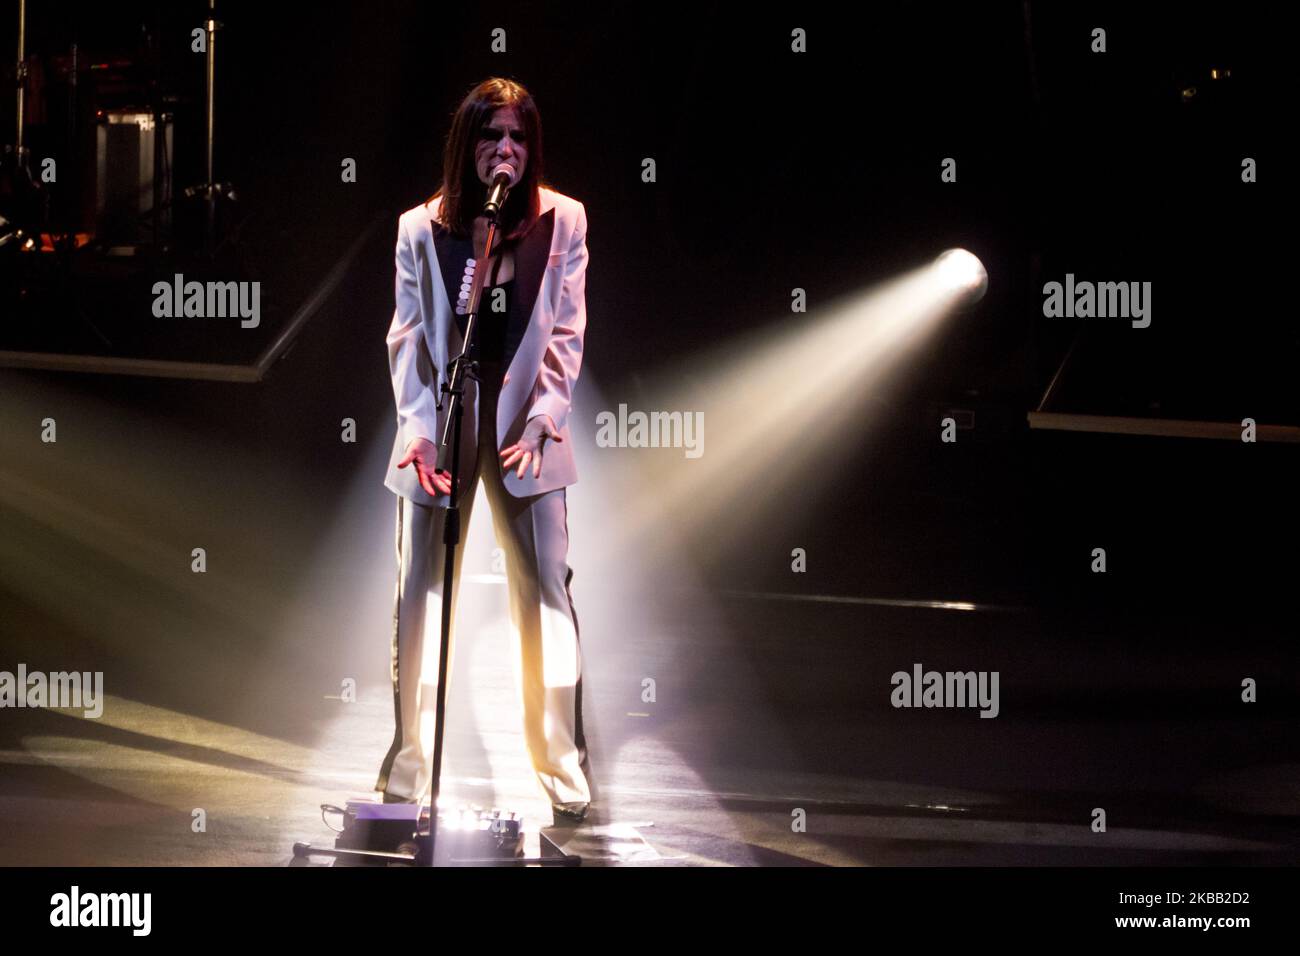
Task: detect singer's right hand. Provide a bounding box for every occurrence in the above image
[397,438,453,496]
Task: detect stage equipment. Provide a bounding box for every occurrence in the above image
[290,800,579,866]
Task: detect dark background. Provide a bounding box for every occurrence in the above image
[0,0,1295,869]
[1,0,1292,619]
[2,1,1293,608]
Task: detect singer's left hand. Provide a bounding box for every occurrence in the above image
[501,415,562,479]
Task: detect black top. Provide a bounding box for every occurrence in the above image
[436,223,531,385]
[454,275,527,385]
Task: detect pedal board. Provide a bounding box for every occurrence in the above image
[333,800,525,864]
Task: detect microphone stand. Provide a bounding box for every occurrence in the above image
[421,197,498,866]
[181,0,238,260]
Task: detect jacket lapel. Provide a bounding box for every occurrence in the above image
[510,208,555,336]
[431,223,473,323]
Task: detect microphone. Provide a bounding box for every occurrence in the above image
[483,163,516,220]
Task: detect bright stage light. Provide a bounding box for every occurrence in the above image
[592,251,993,565]
[933,248,988,305]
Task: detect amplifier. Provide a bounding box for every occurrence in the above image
[94,109,173,250]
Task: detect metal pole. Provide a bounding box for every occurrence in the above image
[16,0,26,150]
[205,0,216,256]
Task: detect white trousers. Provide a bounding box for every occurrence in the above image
[375,364,591,808]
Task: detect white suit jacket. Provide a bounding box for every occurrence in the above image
[383,186,588,506]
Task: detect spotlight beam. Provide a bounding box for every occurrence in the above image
[604,254,987,560]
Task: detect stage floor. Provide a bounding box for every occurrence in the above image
[1,590,1295,867]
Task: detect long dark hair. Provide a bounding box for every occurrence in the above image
[429,78,548,240]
